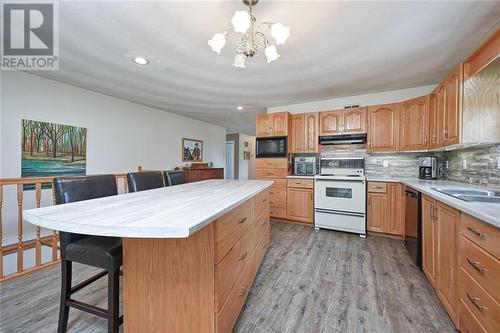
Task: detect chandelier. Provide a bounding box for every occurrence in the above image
[208,0,290,68]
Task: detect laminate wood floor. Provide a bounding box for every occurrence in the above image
[0,221,455,333]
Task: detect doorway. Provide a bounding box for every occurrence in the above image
[225,141,235,179]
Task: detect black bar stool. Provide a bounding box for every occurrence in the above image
[53,175,123,333]
[163,170,187,186]
[127,171,165,192]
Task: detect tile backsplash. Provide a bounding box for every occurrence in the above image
[443,144,500,190]
[320,144,500,189]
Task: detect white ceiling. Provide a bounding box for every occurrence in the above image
[32,1,500,134]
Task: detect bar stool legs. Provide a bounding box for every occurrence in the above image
[107,268,120,333]
[57,260,72,333]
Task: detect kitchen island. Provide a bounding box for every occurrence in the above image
[23,179,273,333]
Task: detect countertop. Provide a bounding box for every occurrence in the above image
[23,180,273,238]
[367,178,499,228]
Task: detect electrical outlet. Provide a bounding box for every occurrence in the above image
[445,161,449,169]
[462,159,467,169]
[383,160,389,168]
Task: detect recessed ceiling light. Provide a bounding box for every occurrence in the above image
[133,56,149,65]
[237,106,243,110]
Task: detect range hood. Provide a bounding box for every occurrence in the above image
[319,133,367,145]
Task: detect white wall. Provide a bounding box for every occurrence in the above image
[0,72,226,274]
[267,84,437,114]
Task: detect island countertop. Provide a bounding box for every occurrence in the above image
[23,179,273,238]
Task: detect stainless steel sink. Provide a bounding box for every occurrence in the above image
[432,188,500,203]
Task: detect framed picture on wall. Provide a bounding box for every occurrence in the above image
[182,138,203,162]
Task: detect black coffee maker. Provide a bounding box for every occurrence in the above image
[418,157,438,179]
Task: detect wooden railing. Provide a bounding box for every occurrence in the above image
[0,173,128,282]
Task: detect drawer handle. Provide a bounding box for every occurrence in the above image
[467,227,487,238]
[262,198,268,203]
[238,286,248,298]
[467,258,487,272]
[467,294,488,311]
[239,251,248,261]
[270,201,275,205]
[238,217,248,224]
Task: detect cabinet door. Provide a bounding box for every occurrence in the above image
[400,96,429,151]
[304,112,318,152]
[428,92,440,149]
[286,188,313,224]
[422,195,437,286]
[270,112,289,136]
[436,202,458,321]
[386,183,403,235]
[367,103,400,151]
[443,66,462,146]
[256,114,270,137]
[291,114,305,153]
[367,193,387,233]
[343,107,367,134]
[319,110,343,136]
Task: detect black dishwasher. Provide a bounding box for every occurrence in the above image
[404,188,422,268]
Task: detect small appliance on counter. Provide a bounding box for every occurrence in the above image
[294,156,317,176]
[418,157,438,179]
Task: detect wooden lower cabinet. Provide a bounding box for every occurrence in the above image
[422,194,437,286]
[286,179,314,224]
[367,182,403,236]
[256,158,289,219]
[435,201,459,323]
[185,168,224,183]
[457,213,500,333]
[124,189,270,333]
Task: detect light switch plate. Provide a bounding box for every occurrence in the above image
[462,159,467,169]
[383,160,389,168]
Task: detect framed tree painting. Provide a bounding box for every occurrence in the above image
[182,138,203,162]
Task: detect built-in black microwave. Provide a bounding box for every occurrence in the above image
[256,137,287,158]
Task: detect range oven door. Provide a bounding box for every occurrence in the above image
[314,178,366,235]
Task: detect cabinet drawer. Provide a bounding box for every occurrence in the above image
[216,223,257,311]
[269,191,286,208]
[458,267,500,332]
[255,208,270,241]
[271,179,287,189]
[256,168,288,179]
[256,158,288,169]
[270,207,286,219]
[459,299,487,333]
[215,198,255,263]
[287,179,314,189]
[254,223,270,270]
[367,182,387,193]
[459,235,500,302]
[461,213,500,260]
[216,251,256,333]
[255,189,270,213]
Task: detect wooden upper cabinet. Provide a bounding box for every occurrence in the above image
[291,114,305,153]
[319,108,367,136]
[442,66,462,146]
[428,91,440,149]
[255,114,271,137]
[319,110,342,136]
[367,103,400,152]
[400,95,429,151]
[343,107,367,134]
[290,113,318,153]
[271,112,289,137]
[304,112,318,152]
[255,112,290,137]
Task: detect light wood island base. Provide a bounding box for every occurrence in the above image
[123,188,271,333]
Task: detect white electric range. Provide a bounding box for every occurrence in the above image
[314,157,366,236]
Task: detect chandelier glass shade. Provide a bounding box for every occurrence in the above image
[208,0,289,67]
